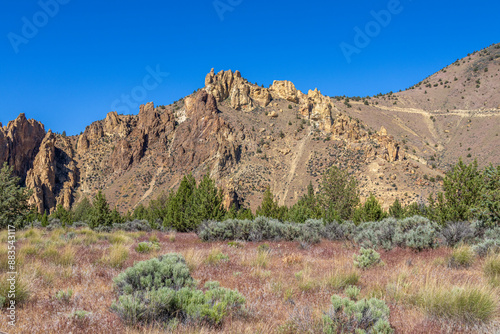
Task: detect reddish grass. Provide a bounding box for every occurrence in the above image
[0,229,499,333]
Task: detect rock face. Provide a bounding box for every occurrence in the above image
[169,90,240,173]
[2,69,412,214]
[25,131,79,212]
[0,113,46,182]
[205,69,402,161]
[205,69,271,110]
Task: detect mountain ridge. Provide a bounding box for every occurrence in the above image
[1,44,499,214]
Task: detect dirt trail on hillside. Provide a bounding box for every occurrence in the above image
[281,132,310,206]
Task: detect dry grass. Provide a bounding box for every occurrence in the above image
[1,230,499,333]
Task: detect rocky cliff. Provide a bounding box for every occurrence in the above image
[2,70,445,214]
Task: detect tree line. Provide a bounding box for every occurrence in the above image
[0,157,498,230]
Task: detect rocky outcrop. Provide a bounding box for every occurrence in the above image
[0,113,46,182]
[269,80,302,103]
[109,102,176,172]
[25,131,79,213]
[205,69,271,110]
[301,88,334,132]
[169,90,240,173]
[25,131,57,213]
[205,70,335,132]
[377,126,404,162]
[77,111,134,154]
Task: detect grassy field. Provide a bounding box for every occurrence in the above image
[1,227,499,333]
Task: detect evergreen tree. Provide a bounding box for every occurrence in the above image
[72,196,93,222]
[474,164,500,226]
[148,192,169,223]
[51,204,73,226]
[319,165,359,221]
[133,203,149,221]
[389,198,404,219]
[225,204,254,220]
[429,158,483,224]
[287,182,323,223]
[88,190,112,229]
[164,174,197,231]
[353,194,386,223]
[41,212,49,227]
[0,162,32,228]
[236,207,254,220]
[110,207,124,225]
[193,172,226,223]
[256,187,285,219]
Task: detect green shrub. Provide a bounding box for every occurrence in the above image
[484,254,500,286]
[0,276,30,308]
[448,245,475,268]
[345,285,360,301]
[111,253,245,327]
[473,239,500,257]
[227,241,243,248]
[205,249,229,266]
[354,248,383,269]
[197,217,321,244]
[440,222,475,247]
[326,270,360,290]
[114,254,194,295]
[322,295,393,333]
[135,241,160,253]
[73,310,90,319]
[322,221,356,241]
[394,216,439,251]
[55,289,73,302]
[355,218,396,250]
[417,286,497,323]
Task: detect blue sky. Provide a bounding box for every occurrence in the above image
[0,0,498,135]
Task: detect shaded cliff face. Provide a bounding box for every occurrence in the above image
[0,113,46,183]
[1,68,463,214]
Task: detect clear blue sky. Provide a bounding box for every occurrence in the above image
[1,0,498,135]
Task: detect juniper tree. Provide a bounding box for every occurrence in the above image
[193,172,226,222]
[287,182,323,223]
[353,194,386,223]
[429,158,483,224]
[88,190,112,229]
[389,198,405,219]
[51,204,73,226]
[110,207,124,225]
[0,162,32,228]
[256,187,287,220]
[164,174,197,231]
[474,164,500,226]
[72,196,93,223]
[319,165,359,221]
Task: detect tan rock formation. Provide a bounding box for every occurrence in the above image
[25,131,79,212]
[26,131,57,213]
[269,80,302,103]
[0,113,46,181]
